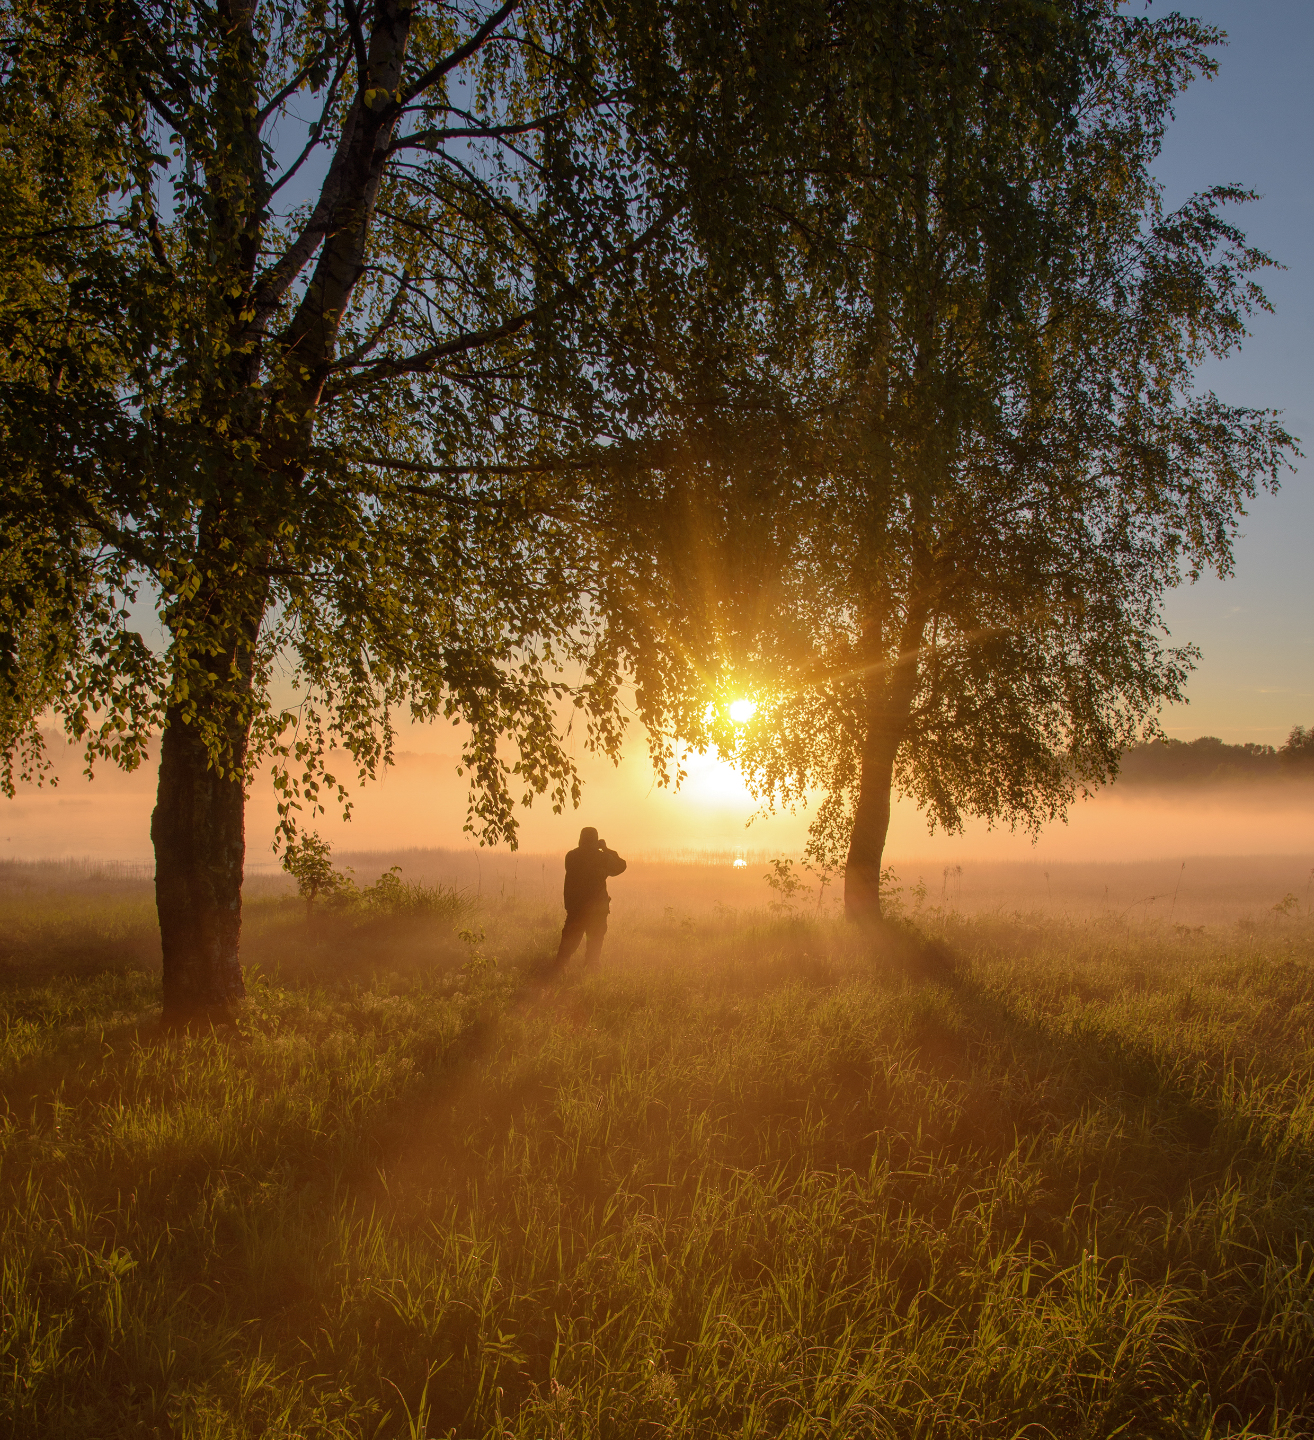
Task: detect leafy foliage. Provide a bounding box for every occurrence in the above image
[280,831,349,913]
[762,856,803,915]
[606,4,1298,903]
[0,0,818,846]
[0,6,164,796]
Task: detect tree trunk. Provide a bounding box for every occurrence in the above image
[844,690,903,924]
[151,553,266,1022]
[152,704,250,1021]
[844,751,894,923]
[844,607,927,925]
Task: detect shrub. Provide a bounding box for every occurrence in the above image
[280,833,353,918]
[359,866,467,922]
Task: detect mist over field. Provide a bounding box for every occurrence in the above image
[6,734,1309,932]
[5,835,1314,1436]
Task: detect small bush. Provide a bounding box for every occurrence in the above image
[283,836,467,926]
[359,866,468,921]
[281,832,353,917]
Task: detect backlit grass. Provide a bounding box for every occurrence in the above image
[2,877,1312,1437]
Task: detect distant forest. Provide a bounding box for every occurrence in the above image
[1116,726,1314,786]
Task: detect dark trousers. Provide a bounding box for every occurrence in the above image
[556,899,609,966]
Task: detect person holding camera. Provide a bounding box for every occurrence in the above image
[553,826,627,967]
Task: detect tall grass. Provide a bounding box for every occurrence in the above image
[1,879,1312,1437]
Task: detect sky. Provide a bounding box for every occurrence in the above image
[6,1,1313,867]
[1149,0,1313,743]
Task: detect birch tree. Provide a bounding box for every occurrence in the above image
[610,3,1296,922]
[0,0,819,1014]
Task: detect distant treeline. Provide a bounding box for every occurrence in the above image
[1116,726,1314,786]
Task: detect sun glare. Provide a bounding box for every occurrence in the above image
[732,857,748,868]
[728,698,757,724]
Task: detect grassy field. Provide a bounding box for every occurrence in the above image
[2,862,1314,1438]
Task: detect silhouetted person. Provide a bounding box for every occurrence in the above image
[554,826,626,967]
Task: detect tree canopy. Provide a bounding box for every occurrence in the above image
[605,3,1297,918]
[3,0,690,826]
[0,0,764,1011]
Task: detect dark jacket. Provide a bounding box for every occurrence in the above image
[563,843,627,912]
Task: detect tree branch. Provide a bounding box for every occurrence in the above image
[341,0,370,88]
[334,270,412,367]
[386,105,573,153]
[398,0,522,106]
[311,447,597,477]
[329,199,683,393]
[265,56,350,202]
[255,31,346,129]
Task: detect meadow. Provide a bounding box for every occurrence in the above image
[2,858,1313,1438]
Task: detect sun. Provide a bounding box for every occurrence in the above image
[728,698,757,724]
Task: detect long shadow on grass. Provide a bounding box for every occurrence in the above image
[901,923,1314,1425]
[343,921,1314,1434]
[882,924,1314,1323]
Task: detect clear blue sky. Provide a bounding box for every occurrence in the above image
[1151,0,1313,743]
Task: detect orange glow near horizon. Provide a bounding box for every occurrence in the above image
[7,721,1313,867]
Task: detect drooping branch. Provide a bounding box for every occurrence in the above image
[398,0,522,106]
[328,199,684,392]
[310,447,598,478]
